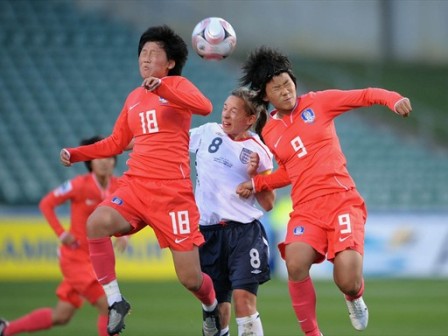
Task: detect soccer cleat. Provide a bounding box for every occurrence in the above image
[107,297,131,335]
[0,318,9,336]
[345,296,369,330]
[202,306,221,336]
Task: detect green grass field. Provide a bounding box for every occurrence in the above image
[1,277,447,335]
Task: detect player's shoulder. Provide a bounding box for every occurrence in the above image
[72,173,93,186]
[193,122,220,134]
[162,75,188,86]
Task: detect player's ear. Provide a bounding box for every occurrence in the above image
[167,60,175,70]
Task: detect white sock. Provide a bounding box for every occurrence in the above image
[102,279,122,306]
[236,312,263,336]
[202,299,218,312]
[220,326,230,335]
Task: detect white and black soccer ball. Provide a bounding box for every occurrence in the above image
[191,17,237,60]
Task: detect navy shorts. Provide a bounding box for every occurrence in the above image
[199,220,271,303]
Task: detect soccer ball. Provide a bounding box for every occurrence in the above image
[191,17,237,60]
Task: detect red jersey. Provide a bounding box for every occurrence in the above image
[253,88,403,207]
[67,76,212,180]
[39,173,120,255]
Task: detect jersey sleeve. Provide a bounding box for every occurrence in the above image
[154,77,213,116]
[39,179,78,237]
[315,88,404,117]
[253,162,291,192]
[67,103,133,163]
[189,124,206,153]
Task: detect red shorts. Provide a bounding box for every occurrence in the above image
[100,175,204,251]
[278,189,367,263]
[57,247,105,308]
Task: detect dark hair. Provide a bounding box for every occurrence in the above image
[230,87,267,140]
[240,46,297,107]
[138,25,188,76]
[79,136,117,172]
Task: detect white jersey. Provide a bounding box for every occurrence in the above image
[189,122,273,226]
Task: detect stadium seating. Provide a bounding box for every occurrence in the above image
[0,0,447,211]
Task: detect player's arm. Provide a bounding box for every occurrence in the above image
[246,152,275,211]
[39,180,79,248]
[153,77,213,116]
[317,88,412,117]
[61,106,133,165]
[237,162,291,198]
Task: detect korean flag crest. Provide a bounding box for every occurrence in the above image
[301,108,315,123]
[239,148,253,164]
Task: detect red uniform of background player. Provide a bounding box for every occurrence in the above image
[0,136,126,336]
[237,47,412,336]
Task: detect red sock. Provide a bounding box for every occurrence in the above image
[345,278,365,301]
[288,277,320,336]
[97,314,109,336]
[88,237,116,285]
[4,308,53,336]
[191,272,216,306]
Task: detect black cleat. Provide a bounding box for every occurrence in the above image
[202,306,221,336]
[0,318,9,336]
[107,297,131,335]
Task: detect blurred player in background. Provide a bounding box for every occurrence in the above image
[59,25,220,336]
[189,87,275,336]
[237,47,412,336]
[0,135,127,336]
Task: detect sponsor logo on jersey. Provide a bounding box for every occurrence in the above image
[300,108,315,123]
[111,197,123,206]
[239,148,253,164]
[293,226,305,236]
[159,97,168,104]
[54,181,72,196]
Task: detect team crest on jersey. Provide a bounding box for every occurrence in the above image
[111,197,123,206]
[300,108,315,123]
[239,148,253,164]
[293,226,305,236]
[54,181,72,196]
[159,97,168,104]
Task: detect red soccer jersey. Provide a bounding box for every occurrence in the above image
[67,76,212,180]
[39,173,120,255]
[253,88,404,207]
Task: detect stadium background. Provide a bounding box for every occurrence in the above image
[0,1,447,335]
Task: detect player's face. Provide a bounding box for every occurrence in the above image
[138,42,175,79]
[221,95,256,140]
[264,72,297,115]
[91,157,115,178]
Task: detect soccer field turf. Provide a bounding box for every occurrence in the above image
[0,277,447,335]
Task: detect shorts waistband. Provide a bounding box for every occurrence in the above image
[200,219,259,231]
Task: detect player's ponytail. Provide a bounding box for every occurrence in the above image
[254,108,268,142]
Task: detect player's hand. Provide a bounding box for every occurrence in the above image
[236,180,254,199]
[114,236,129,253]
[142,77,162,91]
[59,232,79,250]
[394,97,412,117]
[247,152,260,178]
[60,149,72,167]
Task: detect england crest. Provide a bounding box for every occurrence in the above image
[239,148,253,164]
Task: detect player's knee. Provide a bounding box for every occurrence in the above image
[53,313,72,326]
[285,258,311,281]
[335,277,362,296]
